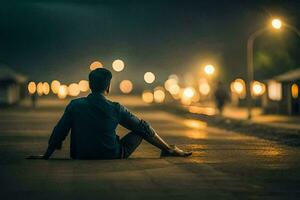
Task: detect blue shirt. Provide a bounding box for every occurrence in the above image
[47,92,145,159]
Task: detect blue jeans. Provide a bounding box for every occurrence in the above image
[119,131,144,159]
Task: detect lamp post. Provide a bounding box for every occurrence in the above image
[246,18,300,119]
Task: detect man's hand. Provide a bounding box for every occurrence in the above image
[26,155,48,160]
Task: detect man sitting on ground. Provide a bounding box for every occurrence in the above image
[41,68,192,159]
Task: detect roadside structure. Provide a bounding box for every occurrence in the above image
[0,64,27,105]
[263,68,300,115]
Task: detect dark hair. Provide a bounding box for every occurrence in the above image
[89,68,112,93]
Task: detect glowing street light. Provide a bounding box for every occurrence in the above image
[68,83,80,97]
[271,19,282,29]
[164,78,178,91]
[119,80,133,94]
[42,82,50,95]
[112,59,125,72]
[251,81,266,96]
[144,72,155,84]
[37,82,43,96]
[199,82,210,96]
[153,87,165,103]
[58,85,68,99]
[246,18,300,119]
[28,82,36,94]
[78,80,90,92]
[230,78,246,98]
[291,83,299,99]
[204,64,215,75]
[169,84,180,95]
[142,90,154,103]
[90,61,103,71]
[183,87,195,98]
[51,80,61,94]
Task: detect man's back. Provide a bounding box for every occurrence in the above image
[70,94,122,159]
[49,93,123,159]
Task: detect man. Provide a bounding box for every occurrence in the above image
[214,81,229,115]
[39,68,191,159]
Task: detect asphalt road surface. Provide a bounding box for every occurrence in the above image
[1,96,300,200]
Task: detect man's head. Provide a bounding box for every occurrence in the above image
[89,68,112,94]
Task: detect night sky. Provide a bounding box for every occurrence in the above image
[1,0,300,86]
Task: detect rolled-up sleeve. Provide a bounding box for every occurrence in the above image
[118,104,155,137]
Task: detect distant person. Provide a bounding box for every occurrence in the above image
[33,68,191,160]
[214,81,229,115]
[30,92,37,108]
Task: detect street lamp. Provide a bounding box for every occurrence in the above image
[246,18,300,119]
[271,19,282,29]
[204,64,215,75]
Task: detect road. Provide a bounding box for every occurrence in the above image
[1,96,300,199]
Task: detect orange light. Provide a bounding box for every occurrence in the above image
[112,59,125,72]
[268,81,282,101]
[252,81,266,96]
[199,79,210,96]
[291,83,299,99]
[144,72,155,84]
[78,80,89,92]
[37,82,43,96]
[58,85,68,99]
[42,82,50,95]
[27,82,36,94]
[271,18,282,29]
[204,64,215,75]
[153,87,165,103]
[119,80,133,94]
[142,90,154,103]
[230,78,246,98]
[68,83,80,97]
[183,87,195,98]
[90,61,103,71]
[51,80,61,94]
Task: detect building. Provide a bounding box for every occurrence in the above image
[0,65,27,105]
[263,68,300,115]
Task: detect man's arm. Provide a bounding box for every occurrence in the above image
[118,104,155,137]
[43,102,73,159]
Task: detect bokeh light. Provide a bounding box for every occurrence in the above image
[79,80,90,92]
[51,80,61,94]
[183,87,195,98]
[153,87,165,103]
[199,79,211,96]
[191,91,200,102]
[58,85,68,99]
[168,74,179,82]
[291,83,299,99]
[37,82,43,96]
[271,18,282,29]
[252,81,266,96]
[164,78,178,91]
[268,81,282,101]
[144,72,155,84]
[112,59,125,72]
[181,96,192,106]
[27,81,36,94]
[42,82,50,95]
[230,78,246,98]
[142,90,154,103]
[169,84,181,95]
[68,83,80,97]
[90,61,103,71]
[204,64,215,75]
[119,80,133,94]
